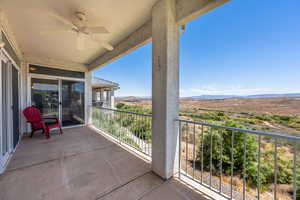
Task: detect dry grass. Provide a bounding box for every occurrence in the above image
[118,97,300,116]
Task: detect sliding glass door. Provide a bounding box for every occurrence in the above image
[31,77,85,127]
[11,65,20,148]
[61,80,85,126]
[1,60,9,164]
[1,57,20,167]
[31,78,59,117]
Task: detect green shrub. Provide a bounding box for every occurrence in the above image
[116,103,125,109]
[197,121,258,178]
[195,120,294,188]
[129,120,151,141]
[253,114,272,121]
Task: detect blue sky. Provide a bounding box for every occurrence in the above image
[94,0,300,97]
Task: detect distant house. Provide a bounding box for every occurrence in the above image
[92,77,119,108]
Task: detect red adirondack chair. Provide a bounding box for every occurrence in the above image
[23,106,62,139]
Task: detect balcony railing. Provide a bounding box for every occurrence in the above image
[176,118,300,200]
[91,106,300,200]
[92,106,152,157]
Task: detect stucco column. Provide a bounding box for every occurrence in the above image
[85,71,93,124]
[92,89,97,102]
[110,90,115,108]
[100,89,104,101]
[151,0,179,179]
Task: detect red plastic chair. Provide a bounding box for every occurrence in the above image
[23,106,62,139]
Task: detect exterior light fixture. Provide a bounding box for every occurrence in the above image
[30,66,37,71]
[181,24,186,34]
[0,39,5,48]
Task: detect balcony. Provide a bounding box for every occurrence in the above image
[0,106,299,200]
[0,126,211,200]
[92,107,300,200]
[1,0,299,199]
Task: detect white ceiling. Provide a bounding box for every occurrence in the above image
[1,0,158,64]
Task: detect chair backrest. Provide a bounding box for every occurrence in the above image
[23,106,42,123]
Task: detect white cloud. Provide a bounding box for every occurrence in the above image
[115,84,299,97]
[180,84,299,97]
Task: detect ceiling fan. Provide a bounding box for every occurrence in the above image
[44,11,114,51]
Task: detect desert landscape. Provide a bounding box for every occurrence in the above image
[116,96,300,136]
[117,96,300,116]
[110,96,300,199]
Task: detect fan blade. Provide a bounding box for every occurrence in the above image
[87,26,109,34]
[40,29,74,35]
[90,35,113,51]
[77,32,85,50]
[49,12,78,30]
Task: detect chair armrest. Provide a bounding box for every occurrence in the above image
[43,117,59,122]
[27,120,41,123]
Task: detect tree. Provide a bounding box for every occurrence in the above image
[197,121,259,184]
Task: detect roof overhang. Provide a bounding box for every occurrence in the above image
[0,0,229,72]
[92,77,119,90]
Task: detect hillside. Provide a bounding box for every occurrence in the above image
[117,97,300,116]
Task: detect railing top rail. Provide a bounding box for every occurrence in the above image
[94,106,152,117]
[175,118,300,141]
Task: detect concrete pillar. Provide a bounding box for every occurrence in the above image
[20,61,28,134]
[110,90,115,109]
[92,89,97,102]
[85,71,92,125]
[100,89,104,101]
[151,0,179,179]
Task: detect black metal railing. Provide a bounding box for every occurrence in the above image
[175,118,300,200]
[92,106,152,157]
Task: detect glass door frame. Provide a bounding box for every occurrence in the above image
[28,73,86,128]
[0,48,21,169]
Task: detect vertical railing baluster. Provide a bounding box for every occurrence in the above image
[231,131,234,199]
[125,113,128,144]
[179,121,182,179]
[148,116,151,156]
[210,127,213,188]
[201,124,204,183]
[118,111,121,143]
[142,115,144,153]
[100,108,103,129]
[144,116,147,154]
[142,115,144,154]
[186,122,189,175]
[148,117,153,155]
[243,133,247,200]
[136,114,140,150]
[193,123,196,179]
[274,138,278,200]
[258,135,261,200]
[97,107,99,128]
[220,129,223,193]
[120,112,123,143]
[293,142,297,200]
[139,115,142,152]
[243,132,247,200]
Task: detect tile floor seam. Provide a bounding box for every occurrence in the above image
[136,180,167,200]
[3,144,116,174]
[102,154,123,185]
[168,180,196,200]
[136,177,196,200]
[94,171,153,200]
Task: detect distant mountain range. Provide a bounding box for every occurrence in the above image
[117,93,300,101]
[188,93,300,100]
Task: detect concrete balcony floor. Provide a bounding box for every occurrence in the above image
[0,127,210,200]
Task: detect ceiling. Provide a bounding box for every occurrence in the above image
[1,0,158,65]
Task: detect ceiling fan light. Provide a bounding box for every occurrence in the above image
[0,39,5,48]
